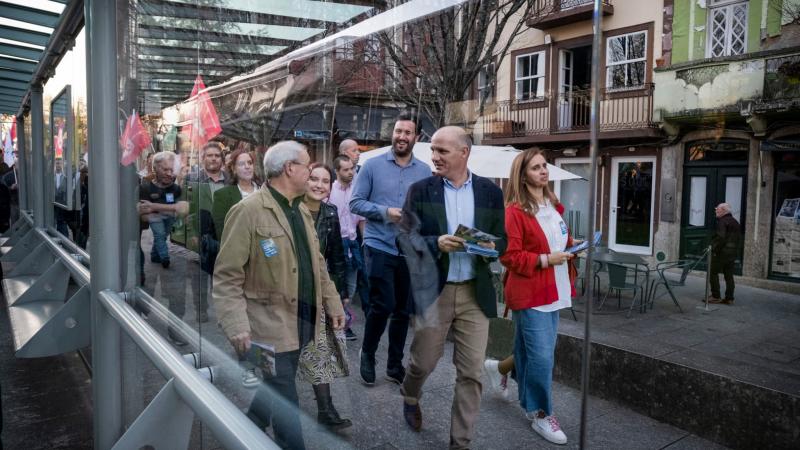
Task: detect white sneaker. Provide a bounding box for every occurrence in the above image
[530,411,567,445]
[241,368,260,388]
[483,359,508,399]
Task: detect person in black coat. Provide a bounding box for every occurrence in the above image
[709,203,740,304]
[301,162,352,432]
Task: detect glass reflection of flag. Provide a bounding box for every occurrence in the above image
[120,110,151,166]
[184,75,222,150]
[55,124,64,158]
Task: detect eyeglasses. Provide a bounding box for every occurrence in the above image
[289,160,310,171]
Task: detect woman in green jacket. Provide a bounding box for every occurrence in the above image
[211,149,260,242]
[210,148,261,388]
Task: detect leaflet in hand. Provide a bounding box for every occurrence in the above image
[566,231,602,254]
[246,341,276,377]
[464,242,499,258]
[455,224,500,243]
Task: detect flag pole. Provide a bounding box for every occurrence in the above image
[579,1,603,449]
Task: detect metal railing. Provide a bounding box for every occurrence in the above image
[98,290,277,450]
[529,0,612,20]
[1,216,278,449]
[482,84,655,138]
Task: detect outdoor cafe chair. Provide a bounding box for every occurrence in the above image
[646,259,700,313]
[598,262,648,317]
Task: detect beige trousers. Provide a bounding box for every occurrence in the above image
[401,282,490,450]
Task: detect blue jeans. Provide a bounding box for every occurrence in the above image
[343,238,370,316]
[513,308,559,415]
[149,217,174,262]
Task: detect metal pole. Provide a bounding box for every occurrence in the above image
[579,1,603,448]
[30,85,45,228]
[15,115,28,211]
[86,0,123,447]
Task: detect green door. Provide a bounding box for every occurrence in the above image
[680,166,747,273]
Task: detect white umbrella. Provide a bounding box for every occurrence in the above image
[358,143,584,181]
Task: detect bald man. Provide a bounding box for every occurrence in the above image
[338,139,361,172]
[398,126,506,449]
[709,203,740,304]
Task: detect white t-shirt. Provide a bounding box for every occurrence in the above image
[532,202,572,312]
[238,184,255,199]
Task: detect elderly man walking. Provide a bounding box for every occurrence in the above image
[399,126,506,450]
[709,203,740,305]
[213,141,345,449]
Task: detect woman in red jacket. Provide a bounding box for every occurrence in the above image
[499,149,575,445]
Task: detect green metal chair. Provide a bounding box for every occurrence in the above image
[646,259,700,313]
[598,262,648,317]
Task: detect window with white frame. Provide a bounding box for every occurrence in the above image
[478,62,495,104]
[336,39,355,60]
[515,52,545,101]
[707,0,748,58]
[606,30,647,89]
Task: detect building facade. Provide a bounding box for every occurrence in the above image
[653,0,800,284]
[479,0,666,257]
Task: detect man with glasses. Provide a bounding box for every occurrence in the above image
[213,141,344,450]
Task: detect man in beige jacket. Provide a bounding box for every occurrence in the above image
[213,140,345,449]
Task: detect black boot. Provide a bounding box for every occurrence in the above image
[313,384,352,431]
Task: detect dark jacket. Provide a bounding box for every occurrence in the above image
[315,201,348,299]
[401,174,507,318]
[712,213,740,260]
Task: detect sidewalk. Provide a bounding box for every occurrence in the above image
[563,270,800,396]
[296,325,728,450]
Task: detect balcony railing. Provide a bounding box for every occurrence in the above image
[527,0,613,29]
[482,83,655,139]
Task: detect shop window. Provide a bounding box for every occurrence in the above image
[771,151,800,281]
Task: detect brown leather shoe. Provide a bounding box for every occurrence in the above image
[722,298,734,305]
[403,401,422,431]
[707,296,723,304]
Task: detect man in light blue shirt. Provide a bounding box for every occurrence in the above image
[350,112,432,386]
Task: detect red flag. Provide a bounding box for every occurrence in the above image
[10,122,16,141]
[120,111,151,166]
[184,75,222,149]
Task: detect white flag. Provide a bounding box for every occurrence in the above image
[3,130,13,167]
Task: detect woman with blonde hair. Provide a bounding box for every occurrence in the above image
[497,148,576,445]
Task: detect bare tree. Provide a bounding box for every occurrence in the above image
[359,0,543,129]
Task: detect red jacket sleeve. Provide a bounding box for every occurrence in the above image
[500,207,541,278]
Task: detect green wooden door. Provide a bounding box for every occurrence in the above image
[680,166,746,273]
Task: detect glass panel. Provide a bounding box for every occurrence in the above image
[615,161,654,247]
[559,162,591,238]
[51,90,70,210]
[686,141,749,162]
[628,32,646,59]
[689,176,707,226]
[608,36,625,63]
[628,61,646,86]
[725,176,743,222]
[609,64,626,88]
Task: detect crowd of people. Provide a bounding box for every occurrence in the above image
[136,112,581,449]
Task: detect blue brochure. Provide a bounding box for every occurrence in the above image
[566,231,602,254]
